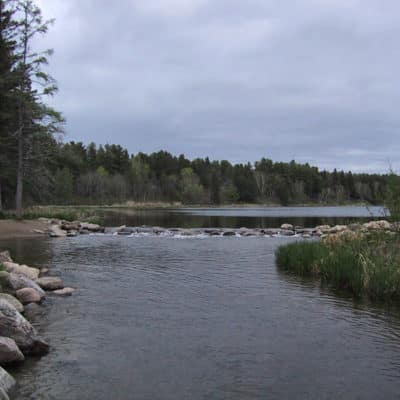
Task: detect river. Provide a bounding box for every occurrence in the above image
[2,206,400,399]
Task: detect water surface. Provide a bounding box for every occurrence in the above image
[100,205,386,228]
[1,231,400,400]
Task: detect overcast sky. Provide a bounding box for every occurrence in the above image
[37,0,400,172]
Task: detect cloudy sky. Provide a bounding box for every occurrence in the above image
[37,0,400,172]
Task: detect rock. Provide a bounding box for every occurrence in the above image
[302,234,311,238]
[39,268,49,276]
[32,229,46,234]
[0,367,15,397]
[8,274,45,297]
[0,295,23,313]
[0,337,24,364]
[0,252,12,264]
[61,222,80,231]
[35,277,64,291]
[2,262,40,281]
[280,230,295,236]
[281,223,294,230]
[0,300,48,355]
[222,231,236,236]
[329,225,348,234]
[48,224,67,238]
[23,303,43,321]
[363,220,392,231]
[67,230,78,237]
[16,288,42,304]
[316,225,331,233]
[80,222,103,232]
[52,287,75,296]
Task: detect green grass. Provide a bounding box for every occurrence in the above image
[276,233,400,302]
[1,206,103,224]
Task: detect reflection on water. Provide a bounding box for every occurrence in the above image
[2,233,400,400]
[99,205,386,228]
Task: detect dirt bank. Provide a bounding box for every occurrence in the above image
[0,220,50,240]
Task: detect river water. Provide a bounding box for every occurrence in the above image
[2,206,400,399]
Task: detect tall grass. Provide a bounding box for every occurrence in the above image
[276,233,400,302]
[1,206,103,224]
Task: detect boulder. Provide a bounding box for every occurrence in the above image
[222,231,236,236]
[48,224,67,238]
[281,223,294,230]
[0,300,49,355]
[0,252,12,264]
[0,367,15,397]
[316,225,331,233]
[8,274,45,297]
[329,225,348,234]
[39,268,49,276]
[0,337,24,364]
[16,288,41,304]
[35,277,64,291]
[52,287,75,296]
[67,230,78,237]
[2,262,39,281]
[80,222,103,232]
[363,220,391,231]
[0,295,23,313]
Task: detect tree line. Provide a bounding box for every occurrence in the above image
[0,1,390,209]
[1,140,388,207]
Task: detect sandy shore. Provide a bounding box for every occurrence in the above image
[0,220,50,240]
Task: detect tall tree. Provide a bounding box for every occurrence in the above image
[13,0,63,217]
[0,0,18,210]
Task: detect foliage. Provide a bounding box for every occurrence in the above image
[385,173,400,221]
[276,233,400,302]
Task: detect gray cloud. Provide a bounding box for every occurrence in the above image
[37,0,400,172]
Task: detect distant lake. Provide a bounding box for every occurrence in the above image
[99,205,387,228]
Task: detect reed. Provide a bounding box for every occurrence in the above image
[276,233,400,302]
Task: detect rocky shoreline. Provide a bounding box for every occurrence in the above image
[41,218,398,239]
[0,250,74,399]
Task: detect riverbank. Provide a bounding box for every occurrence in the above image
[0,250,75,398]
[276,229,400,302]
[0,220,51,240]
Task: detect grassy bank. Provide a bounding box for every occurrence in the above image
[0,206,104,224]
[276,233,400,302]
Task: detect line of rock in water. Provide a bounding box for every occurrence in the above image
[0,250,75,399]
[41,218,399,239]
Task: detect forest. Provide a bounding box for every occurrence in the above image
[0,140,389,208]
[0,0,390,210]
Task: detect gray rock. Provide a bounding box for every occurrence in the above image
[281,223,294,230]
[222,231,236,236]
[0,295,23,313]
[0,367,15,397]
[2,262,40,281]
[0,300,48,355]
[16,288,41,305]
[0,337,24,364]
[52,287,75,296]
[8,274,45,297]
[49,224,67,238]
[35,277,64,291]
